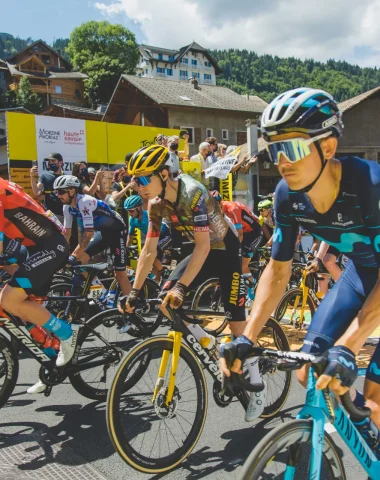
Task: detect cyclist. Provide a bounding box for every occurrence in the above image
[210,191,263,282]
[120,144,266,421]
[0,179,79,372]
[54,175,131,297]
[257,199,274,244]
[124,195,171,282]
[221,87,380,449]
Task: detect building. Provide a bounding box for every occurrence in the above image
[39,103,103,121]
[136,41,221,86]
[103,75,267,156]
[4,40,87,108]
[0,59,8,107]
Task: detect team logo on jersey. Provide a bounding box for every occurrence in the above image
[292,203,306,211]
[337,213,343,222]
[82,207,91,216]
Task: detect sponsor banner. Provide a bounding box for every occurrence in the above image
[204,157,236,180]
[220,173,233,201]
[180,161,201,182]
[35,116,87,174]
[129,228,141,270]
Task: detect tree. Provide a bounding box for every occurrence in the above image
[7,77,42,113]
[66,21,139,107]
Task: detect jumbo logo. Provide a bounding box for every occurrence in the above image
[229,272,240,305]
[220,176,232,201]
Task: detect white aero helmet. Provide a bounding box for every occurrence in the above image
[53,175,81,190]
[260,87,344,141]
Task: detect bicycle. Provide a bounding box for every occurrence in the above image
[106,303,291,473]
[237,347,379,479]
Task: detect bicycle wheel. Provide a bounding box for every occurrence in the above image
[0,334,19,408]
[107,335,208,473]
[69,309,142,400]
[45,282,76,319]
[258,318,292,418]
[274,287,316,326]
[239,419,346,479]
[191,278,227,335]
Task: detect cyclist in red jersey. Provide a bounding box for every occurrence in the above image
[210,191,264,281]
[0,179,79,372]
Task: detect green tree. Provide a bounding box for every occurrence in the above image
[7,76,42,113]
[66,21,139,107]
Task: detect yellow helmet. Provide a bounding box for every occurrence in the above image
[128,145,170,176]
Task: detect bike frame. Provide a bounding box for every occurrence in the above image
[291,367,380,480]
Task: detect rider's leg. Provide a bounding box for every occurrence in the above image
[152,258,163,282]
[323,253,342,282]
[115,269,132,296]
[242,256,251,276]
[317,273,329,297]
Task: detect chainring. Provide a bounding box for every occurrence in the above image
[39,365,67,386]
[213,381,233,407]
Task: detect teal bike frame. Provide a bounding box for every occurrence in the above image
[287,367,380,480]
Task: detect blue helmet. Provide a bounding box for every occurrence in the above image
[124,195,142,210]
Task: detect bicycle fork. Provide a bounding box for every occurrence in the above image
[152,331,182,406]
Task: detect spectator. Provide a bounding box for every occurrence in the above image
[111,156,138,225]
[30,152,64,220]
[226,145,238,156]
[190,142,212,172]
[167,135,181,177]
[217,144,227,158]
[240,155,259,174]
[72,161,105,199]
[156,133,168,146]
[205,137,218,164]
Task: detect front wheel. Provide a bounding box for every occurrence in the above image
[240,419,346,479]
[0,334,19,408]
[107,336,208,474]
[274,287,316,326]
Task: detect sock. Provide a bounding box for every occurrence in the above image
[43,314,72,341]
[353,390,366,409]
[247,357,262,384]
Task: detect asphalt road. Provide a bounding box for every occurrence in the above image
[0,328,369,480]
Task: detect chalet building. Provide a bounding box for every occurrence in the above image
[136,41,221,86]
[103,74,267,156]
[0,59,8,108]
[4,40,87,108]
[39,103,103,121]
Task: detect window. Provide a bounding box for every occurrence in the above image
[180,126,194,144]
[222,129,228,141]
[191,59,198,66]
[75,89,81,99]
[181,58,188,64]
[167,68,173,76]
[169,55,175,62]
[377,152,380,164]
[41,54,50,64]
[55,85,62,94]
[206,128,213,138]
[158,53,163,60]
[204,73,212,80]
[180,70,188,78]
[145,69,148,74]
[192,72,200,79]
[157,67,165,73]
[205,61,211,67]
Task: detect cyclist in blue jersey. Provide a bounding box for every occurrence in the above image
[54,175,131,296]
[124,195,171,281]
[220,88,380,449]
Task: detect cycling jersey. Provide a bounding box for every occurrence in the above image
[129,210,170,237]
[0,178,62,247]
[273,157,380,267]
[63,194,125,232]
[222,201,261,233]
[147,174,231,250]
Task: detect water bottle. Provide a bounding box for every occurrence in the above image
[106,289,116,308]
[26,323,60,357]
[200,335,219,362]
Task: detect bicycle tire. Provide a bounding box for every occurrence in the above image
[239,418,346,480]
[69,309,141,400]
[0,334,19,409]
[274,287,316,325]
[259,318,292,418]
[191,278,227,335]
[107,335,208,473]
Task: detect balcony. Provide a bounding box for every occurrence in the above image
[156,72,167,78]
[9,82,52,94]
[202,78,213,85]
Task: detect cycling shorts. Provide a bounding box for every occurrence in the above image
[326,245,341,258]
[242,229,264,258]
[162,228,245,321]
[85,229,127,271]
[8,233,69,296]
[301,260,380,385]
[3,237,28,264]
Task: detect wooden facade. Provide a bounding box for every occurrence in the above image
[5,40,87,108]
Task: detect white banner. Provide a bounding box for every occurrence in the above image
[35,116,87,174]
[204,156,236,180]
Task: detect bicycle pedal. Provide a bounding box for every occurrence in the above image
[44,386,53,397]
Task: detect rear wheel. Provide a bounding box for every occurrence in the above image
[274,287,316,327]
[0,334,19,408]
[191,278,227,335]
[240,419,345,479]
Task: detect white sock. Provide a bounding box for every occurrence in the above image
[189,324,209,341]
[247,357,262,384]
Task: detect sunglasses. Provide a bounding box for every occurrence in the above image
[127,208,138,213]
[56,188,70,195]
[134,173,159,186]
[266,131,331,165]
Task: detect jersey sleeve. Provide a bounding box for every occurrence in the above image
[191,188,209,232]
[356,160,380,266]
[79,196,96,230]
[128,218,136,236]
[147,200,163,238]
[271,180,299,262]
[62,205,73,229]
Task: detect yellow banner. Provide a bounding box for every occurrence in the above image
[180,161,201,182]
[129,227,141,270]
[220,173,233,201]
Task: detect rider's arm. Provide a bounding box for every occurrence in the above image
[112,183,131,202]
[64,228,72,245]
[316,241,330,260]
[126,221,135,247]
[261,222,271,240]
[243,180,298,341]
[71,198,96,258]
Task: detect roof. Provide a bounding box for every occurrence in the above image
[48,71,87,79]
[140,45,178,58]
[40,102,102,119]
[241,94,268,110]
[6,62,86,80]
[338,86,380,113]
[6,39,71,68]
[116,75,267,113]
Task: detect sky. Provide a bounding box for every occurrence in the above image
[3,0,380,67]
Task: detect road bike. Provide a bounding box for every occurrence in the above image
[238,348,379,479]
[106,303,291,473]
